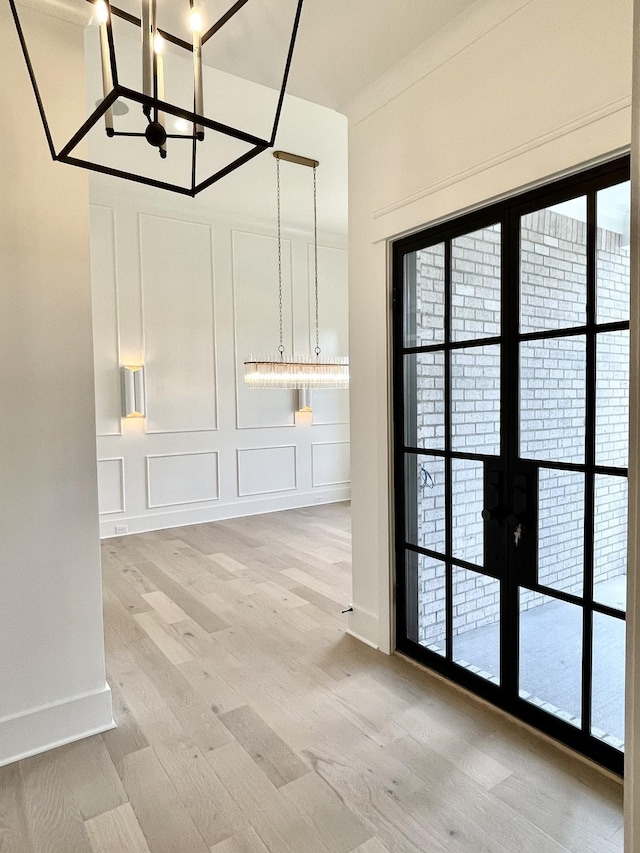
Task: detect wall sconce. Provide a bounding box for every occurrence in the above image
[122,365,145,417]
[294,388,313,426]
[297,389,312,412]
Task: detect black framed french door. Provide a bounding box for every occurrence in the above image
[392,156,630,774]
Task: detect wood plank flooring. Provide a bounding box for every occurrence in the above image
[0,502,623,852]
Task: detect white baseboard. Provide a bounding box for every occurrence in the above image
[347,606,381,650]
[0,683,115,768]
[100,487,351,538]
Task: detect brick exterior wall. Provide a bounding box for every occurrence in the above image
[409,211,629,650]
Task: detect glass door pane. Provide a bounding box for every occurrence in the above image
[404,352,445,449]
[405,454,445,554]
[453,568,501,684]
[519,590,582,727]
[596,182,630,324]
[595,330,629,468]
[520,197,587,333]
[520,335,586,464]
[451,459,484,565]
[394,157,629,775]
[537,469,584,596]
[403,245,445,347]
[451,345,500,455]
[451,224,501,341]
[593,475,627,611]
[591,613,625,748]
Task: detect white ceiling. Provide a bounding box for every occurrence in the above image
[277,0,480,110]
[115,0,480,111]
[78,0,480,228]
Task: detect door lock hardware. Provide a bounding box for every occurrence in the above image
[481,507,504,526]
[514,522,523,547]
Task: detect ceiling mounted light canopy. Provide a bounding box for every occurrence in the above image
[244,151,349,391]
[9,0,304,196]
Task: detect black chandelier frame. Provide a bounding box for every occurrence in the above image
[9,0,304,196]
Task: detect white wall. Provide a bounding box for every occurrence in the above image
[90,97,350,536]
[0,2,112,766]
[347,0,635,839]
[346,0,631,651]
[626,0,640,845]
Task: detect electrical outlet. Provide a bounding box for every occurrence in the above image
[115,524,128,535]
[314,495,323,503]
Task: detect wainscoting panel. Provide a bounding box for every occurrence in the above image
[311,389,350,426]
[147,452,220,508]
[140,215,217,434]
[237,445,297,496]
[232,230,296,430]
[91,189,350,536]
[97,457,125,514]
[312,441,351,487]
[90,205,122,436]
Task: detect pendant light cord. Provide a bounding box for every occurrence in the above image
[313,164,321,358]
[277,156,285,359]
[275,154,320,362]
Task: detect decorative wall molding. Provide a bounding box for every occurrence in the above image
[237,445,297,496]
[311,389,349,429]
[139,213,218,435]
[345,0,537,125]
[90,204,122,437]
[91,197,350,536]
[311,440,351,487]
[100,484,350,538]
[146,451,220,508]
[97,457,125,515]
[231,229,296,431]
[373,98,631,222]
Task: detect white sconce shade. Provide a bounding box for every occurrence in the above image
[122,365,145,417]
[297,389,312,412]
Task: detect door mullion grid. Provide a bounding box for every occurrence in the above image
[392,248,409,646]
[444,239,453,663]
[502,209,519,700]
[392,156,629,776]
[581,190,598,738]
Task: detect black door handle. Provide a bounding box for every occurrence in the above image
[482,507,503,525]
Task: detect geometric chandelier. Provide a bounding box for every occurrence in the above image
[8,0,304,196]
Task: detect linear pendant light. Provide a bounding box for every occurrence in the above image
[8,0,304,196]
[244,151,349,391]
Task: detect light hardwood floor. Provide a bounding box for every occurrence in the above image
[0,502,623,852]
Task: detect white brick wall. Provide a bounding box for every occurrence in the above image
[407,212,629,645]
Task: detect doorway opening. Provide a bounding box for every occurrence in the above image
[392,156,630,774]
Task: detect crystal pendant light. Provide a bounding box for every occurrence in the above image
[244,151,349,390]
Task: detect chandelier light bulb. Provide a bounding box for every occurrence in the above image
[9,0,305,194]
[190,10,203,33]
[95,0,109,25]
